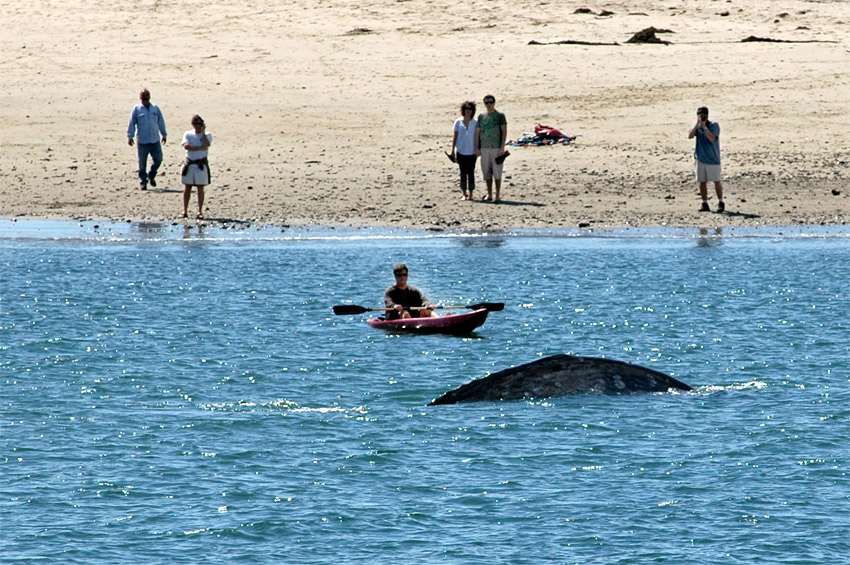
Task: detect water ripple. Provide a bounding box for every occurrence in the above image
[2,228,848,563]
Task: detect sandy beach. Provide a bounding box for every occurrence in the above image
[1,0,847,230]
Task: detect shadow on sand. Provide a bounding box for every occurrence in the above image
[476,199,545,207]
[720,210,761,219]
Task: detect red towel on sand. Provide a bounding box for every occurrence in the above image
[535,123,566,139]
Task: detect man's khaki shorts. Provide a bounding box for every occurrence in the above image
[696,160,722,183]
[480,147,504,181]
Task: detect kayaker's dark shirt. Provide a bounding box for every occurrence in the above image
[384,284,431,320]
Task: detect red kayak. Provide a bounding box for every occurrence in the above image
[367,308,489,335]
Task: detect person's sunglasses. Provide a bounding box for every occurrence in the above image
[395,272,408,277]
[484,100,495,104]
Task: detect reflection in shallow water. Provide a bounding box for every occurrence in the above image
[182,223,206,239]
[131,221,167,234]
[697,227,723,247]
[457,235,507,248]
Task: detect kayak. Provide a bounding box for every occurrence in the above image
[367,308,489,335]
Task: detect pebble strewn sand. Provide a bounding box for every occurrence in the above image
[1,0,847,230]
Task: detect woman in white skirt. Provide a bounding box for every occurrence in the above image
[181,115,212,219]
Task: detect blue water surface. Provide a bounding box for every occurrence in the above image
[2,222,848,563]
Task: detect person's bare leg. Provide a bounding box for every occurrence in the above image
[182,185,192,217]
[714,181,724,211]
[484,178,493,200]
[494,179,502,202]
[197,186,205,217]
[698,182,711,211]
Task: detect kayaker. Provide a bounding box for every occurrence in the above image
[384,264,437,320]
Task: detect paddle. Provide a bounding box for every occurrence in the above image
[332,302,504,315]
[442,302,504,312]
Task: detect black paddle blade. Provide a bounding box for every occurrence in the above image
[470,302,504,312]
[333,304,370,315]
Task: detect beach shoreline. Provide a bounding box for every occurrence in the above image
[3,218,848,244]
[1,1,847,230]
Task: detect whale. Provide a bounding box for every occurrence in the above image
[429,354,692,405]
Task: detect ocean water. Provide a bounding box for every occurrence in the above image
[2,221,848,564]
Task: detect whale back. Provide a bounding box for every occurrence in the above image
[429,354,692,405]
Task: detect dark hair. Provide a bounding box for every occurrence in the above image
[460,100,477,115]
[484,95,496,104]
[191,114,205,126]
[393,263,408,275]
[697,106,709,116]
